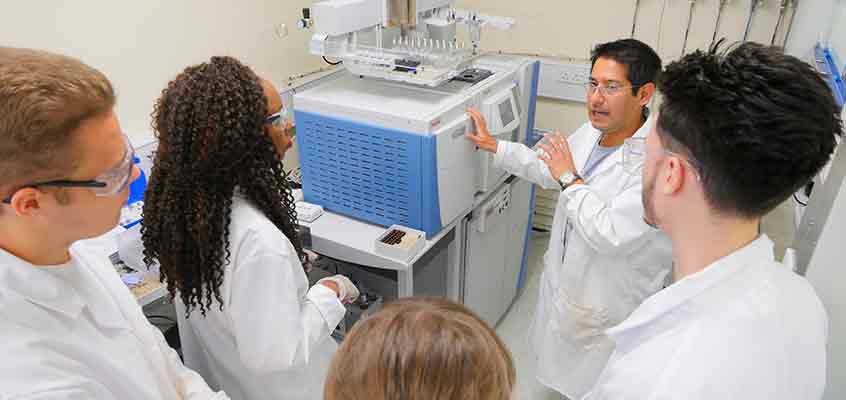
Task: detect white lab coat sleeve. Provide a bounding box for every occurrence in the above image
[11,389,96,400]
[493,140,560,189]
[228,231,345,374]
[559,177,651,256]
[13,384,228,400]
[149,322,231,399]
[9,330,229,400]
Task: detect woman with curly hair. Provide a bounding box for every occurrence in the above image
[141,56,359,400]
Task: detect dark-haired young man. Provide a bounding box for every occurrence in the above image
[467,39,672,399]
[587,42,842,399]
[0,47,228,399]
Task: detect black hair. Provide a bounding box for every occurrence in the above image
[141,56,303,316]
[657,40,844,218]
[591,38,663,95]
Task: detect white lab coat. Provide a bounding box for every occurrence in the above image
[176,194,346,400]
[0,246,227,399]
[493,115,672,398]
[586,235,828,399]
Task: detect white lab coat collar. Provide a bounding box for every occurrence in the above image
[0,247,127,332]
[572,108,653,178]
[607,234,775,339]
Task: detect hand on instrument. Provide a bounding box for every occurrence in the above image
[466,107,499,153]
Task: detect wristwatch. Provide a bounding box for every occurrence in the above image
[558,171,583,190]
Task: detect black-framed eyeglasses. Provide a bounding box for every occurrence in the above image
[2,134,136,204]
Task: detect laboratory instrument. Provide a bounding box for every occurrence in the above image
[290,0,539,329]
[294,54,539,237]
[303,0,516,87]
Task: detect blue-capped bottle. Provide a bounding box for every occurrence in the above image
[120,156,148,228]
[127,156,147,205]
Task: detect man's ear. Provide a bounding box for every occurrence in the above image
[638,83,656,107]
[662,157,687,196]
[9,188,46,217]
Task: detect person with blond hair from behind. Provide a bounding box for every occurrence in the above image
[324,297,515,400]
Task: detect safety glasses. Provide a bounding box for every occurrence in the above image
[584,81,642,97]
[264,110,286,127]
[623,137,700,179]
[2,134,136,204]
[265,108,296,139]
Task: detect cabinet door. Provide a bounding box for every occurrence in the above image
[502,179,533,309]
[464,193,510,326]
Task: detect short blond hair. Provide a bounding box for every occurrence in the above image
[325,297,515,400]
[0,47,115,195]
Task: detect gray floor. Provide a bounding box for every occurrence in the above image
[494,201,796,400]
[495,229,563,400]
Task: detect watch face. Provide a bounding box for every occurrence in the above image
[560,172,575,185]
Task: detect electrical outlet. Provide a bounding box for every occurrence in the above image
[538,60,591,103]
[560,70,590,85]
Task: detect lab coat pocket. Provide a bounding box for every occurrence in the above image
[554,289,610,351]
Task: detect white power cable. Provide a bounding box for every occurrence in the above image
[771,0,790,45]
[782,0,799,47]
[711,0,730,47]
[743,0,764,43]
[681,0,697,55]
[631,0,641,38]
[656,0,670,55]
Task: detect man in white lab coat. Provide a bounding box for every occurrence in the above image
[0,47,227,399]
[467,39,672,399]
[586,42,843,399]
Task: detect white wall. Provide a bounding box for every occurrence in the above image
[805,135,846,400]
[785,0,839,59]
[1,0,323,147]
[3,1,811,142]
[803,0,846,389]
[832,1,846,66]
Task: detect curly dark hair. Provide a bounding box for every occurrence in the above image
[141,56,303,316]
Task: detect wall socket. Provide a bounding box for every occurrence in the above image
[537,60,591,103]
